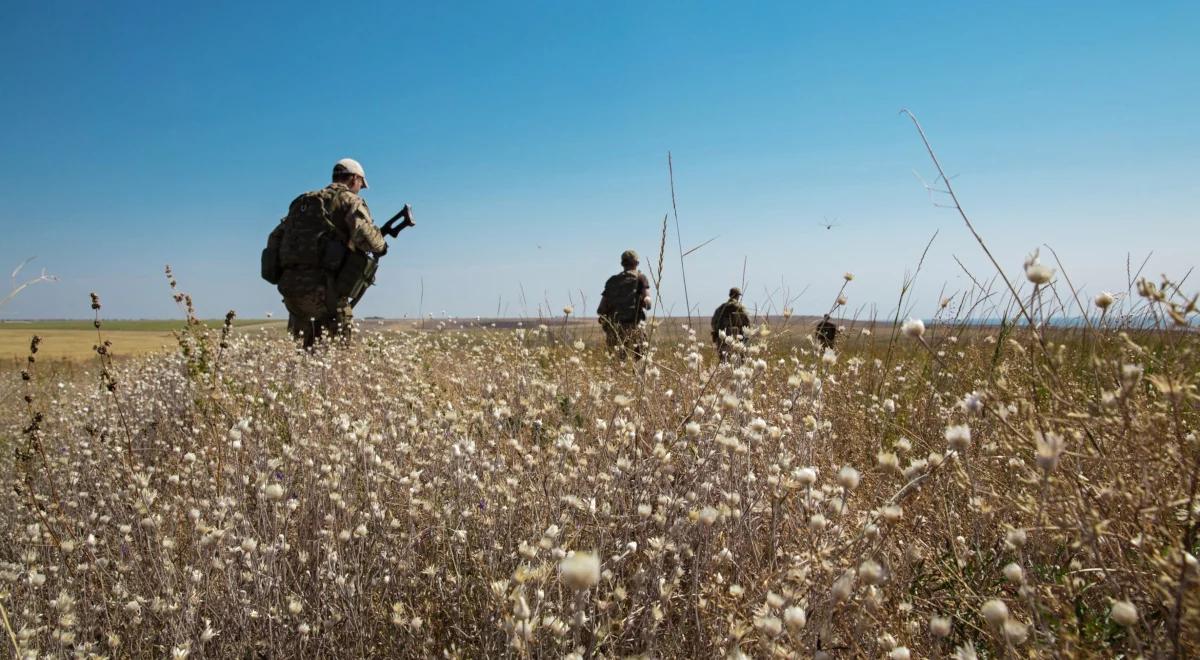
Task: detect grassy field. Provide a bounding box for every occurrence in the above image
[2,281,1197,657]
[0,319,271,332]
[0,319,284,361]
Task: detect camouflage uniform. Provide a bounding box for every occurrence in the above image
[602,317,648,361]
[274,182,386,347]
[597,262,651,361]
[814,315,838,350]
[711,291,750,362]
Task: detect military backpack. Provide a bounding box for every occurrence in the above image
[599,271,646,324]
[262,188,350,283]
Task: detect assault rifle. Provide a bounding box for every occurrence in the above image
[344,204,416,309]
[379,204,416,239]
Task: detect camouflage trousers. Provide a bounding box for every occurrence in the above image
[278,269,353,349]
[601,318,646,361]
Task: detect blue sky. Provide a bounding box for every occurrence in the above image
[1,1,1196,320]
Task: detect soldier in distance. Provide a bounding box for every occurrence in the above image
[815,313,838,350]
[711,287,750,362]
[596,250,652,361]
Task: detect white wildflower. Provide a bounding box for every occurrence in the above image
[783,605,806,631]
[902,318,925,338]
[945,423,971,452]
[837,465,860,490]
[1110,600,1138,626]
[1024,249,1054,285]
[981,599,1009,626]
[559,552,600,590]
[1003,563,1024,584]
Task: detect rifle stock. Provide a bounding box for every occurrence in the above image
[380,204,415,239]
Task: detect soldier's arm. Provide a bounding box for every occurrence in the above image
[639,273,652,309]
[597,292,611,318]
[344,197,388,255]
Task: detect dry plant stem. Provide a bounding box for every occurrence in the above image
[0,600,17,657]
[648,214,669,346]
[667,151,692,327]
[901,111,1042,337]
[875,230,937,397]
[1,258,59,310]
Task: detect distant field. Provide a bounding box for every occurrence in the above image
[0,318,270,332]
[0,319,283,361]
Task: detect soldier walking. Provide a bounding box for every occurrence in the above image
[710,287,750,362]
[596,250,651,360]
[267,159,390,348]
[814,313,838,350]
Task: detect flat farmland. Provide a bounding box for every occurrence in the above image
[0,320,283,361]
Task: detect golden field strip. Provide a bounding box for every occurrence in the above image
[0,320,284,361]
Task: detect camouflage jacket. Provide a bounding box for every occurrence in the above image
[322,183,387,255]
[711,299,750,338]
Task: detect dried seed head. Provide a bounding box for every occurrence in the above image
[859,559,884,585]
[1006,528,1027,549]
[1003,619,1028,645]
[945,424,971,452]
[837,466,860,490]
[1002,563,1025,585]
[1024,249,1054,285]
[980,599,1009,626]
[559,552,600,591]
[929,615,952,638]
[831,570,856,603]
[1110,600,1138,626]
[796,467,818,486]
[756,615,782,637]
[1035,431,1066,472]
[783,606,807,631]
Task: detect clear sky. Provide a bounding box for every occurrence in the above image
[1,1,1196,321]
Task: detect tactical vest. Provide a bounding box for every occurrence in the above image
[278,187,349,271]
[602,271,646,324]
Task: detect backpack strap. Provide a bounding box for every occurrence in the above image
[318,187,351,245]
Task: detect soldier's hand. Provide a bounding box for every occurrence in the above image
[376,243,389,257]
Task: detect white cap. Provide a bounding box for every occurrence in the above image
[333,158,368,189]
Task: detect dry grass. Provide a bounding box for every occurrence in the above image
[1,268,1197,658]
[0,321,284,362]
[0,329,178,362]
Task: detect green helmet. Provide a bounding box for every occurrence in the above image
[620,249,639,267]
